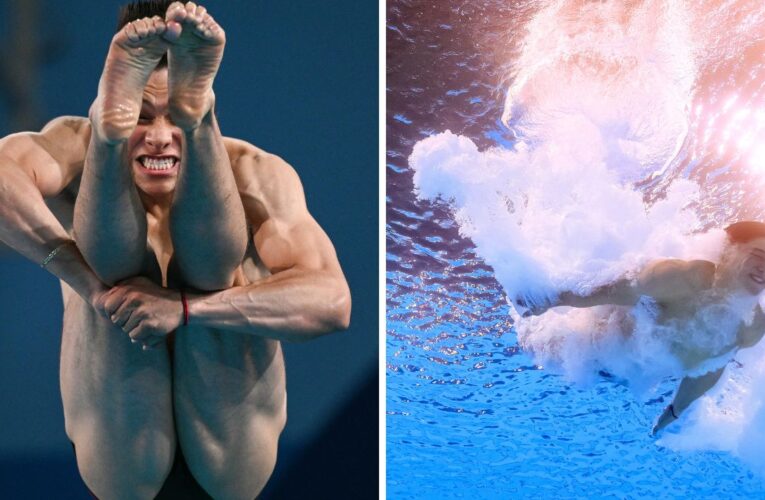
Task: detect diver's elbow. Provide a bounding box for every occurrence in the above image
[327,285,352,332]
[288,286,350,342]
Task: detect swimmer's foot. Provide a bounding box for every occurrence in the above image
[93,16,172,143]
[164,2,225,131]
[651,404,677,436]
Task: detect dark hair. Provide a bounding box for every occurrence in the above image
[116,0,175,67]
[725,221,765,244]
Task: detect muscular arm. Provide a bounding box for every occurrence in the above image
[0,117,107,304]
[185,222,350,342]
[185,150,350,341]
[558,259,716,309]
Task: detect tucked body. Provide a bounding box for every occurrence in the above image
[0,2,350,498]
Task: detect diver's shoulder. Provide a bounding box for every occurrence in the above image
[0,115,90,165]
[223,137,301,185]
[685,259,716,290]
[41,115,89,133]
[223,136,265,163]
[645,258,714,277]
[40,116,91,144]
[640,259,715,298]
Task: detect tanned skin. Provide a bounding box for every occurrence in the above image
[0,3,350,499]
[523,242,765,435]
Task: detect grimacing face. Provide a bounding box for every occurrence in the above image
[126,68,183,199]
[736,237,765,295]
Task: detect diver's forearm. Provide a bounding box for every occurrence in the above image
[186,268,351,342]
[73,123,148,285]
[0,162,107,303]
[169,107,247,290]
[558,278,639,308]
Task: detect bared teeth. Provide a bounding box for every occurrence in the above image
[140,156,176,170]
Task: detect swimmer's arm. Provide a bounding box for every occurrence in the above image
[185,152,351,341]
[0,118,108,303]
[635,259,715,302]
[559,259,715,309]
[557,278,639,308]
[652,368,725,435]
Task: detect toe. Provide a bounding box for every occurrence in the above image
[135,19,150,37]
[184,2,200,23]
[146,20,158,36]
[163,21,182,41]
[152,16,166,35]
[125,22,140,42]
[166,2,187,22]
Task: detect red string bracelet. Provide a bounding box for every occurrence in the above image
[180,289,189,326]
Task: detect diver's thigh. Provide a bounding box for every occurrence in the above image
[173,327,286,499]
[60,295,175,499]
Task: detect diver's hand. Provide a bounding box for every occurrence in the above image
[515,292,565,317]
[651,404,678,435]
[99,277,184,349]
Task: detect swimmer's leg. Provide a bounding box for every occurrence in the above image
[74,16,170,284]
[652,367,725,435]
[61,265,175,499]
[172,330,287,499]
[165,2,247,291]
[166,265,286,499]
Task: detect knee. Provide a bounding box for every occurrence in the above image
[167,254,242,292]
[183,270,238,292]
[191,438,279,500]
[72,431,174,500]
[198,460,276,500]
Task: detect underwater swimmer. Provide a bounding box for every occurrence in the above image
[520,221,765,434]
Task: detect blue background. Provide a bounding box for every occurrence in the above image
[0,0,378,497]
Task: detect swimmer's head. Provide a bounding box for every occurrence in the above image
[126,67,182,200]
[117,0,175,68]
[722,221,765,295]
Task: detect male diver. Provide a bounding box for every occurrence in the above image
[521,221,765,435]
[0,1,350,498]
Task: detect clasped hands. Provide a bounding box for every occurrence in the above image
[93,276,184,350]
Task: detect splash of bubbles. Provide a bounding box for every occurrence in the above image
[409,0,765,477]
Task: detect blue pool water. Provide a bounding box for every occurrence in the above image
[387,1,765,497]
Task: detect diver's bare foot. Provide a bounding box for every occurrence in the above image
[93,16,172,143]
[651,404,678,435]
[164,2,225,131]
